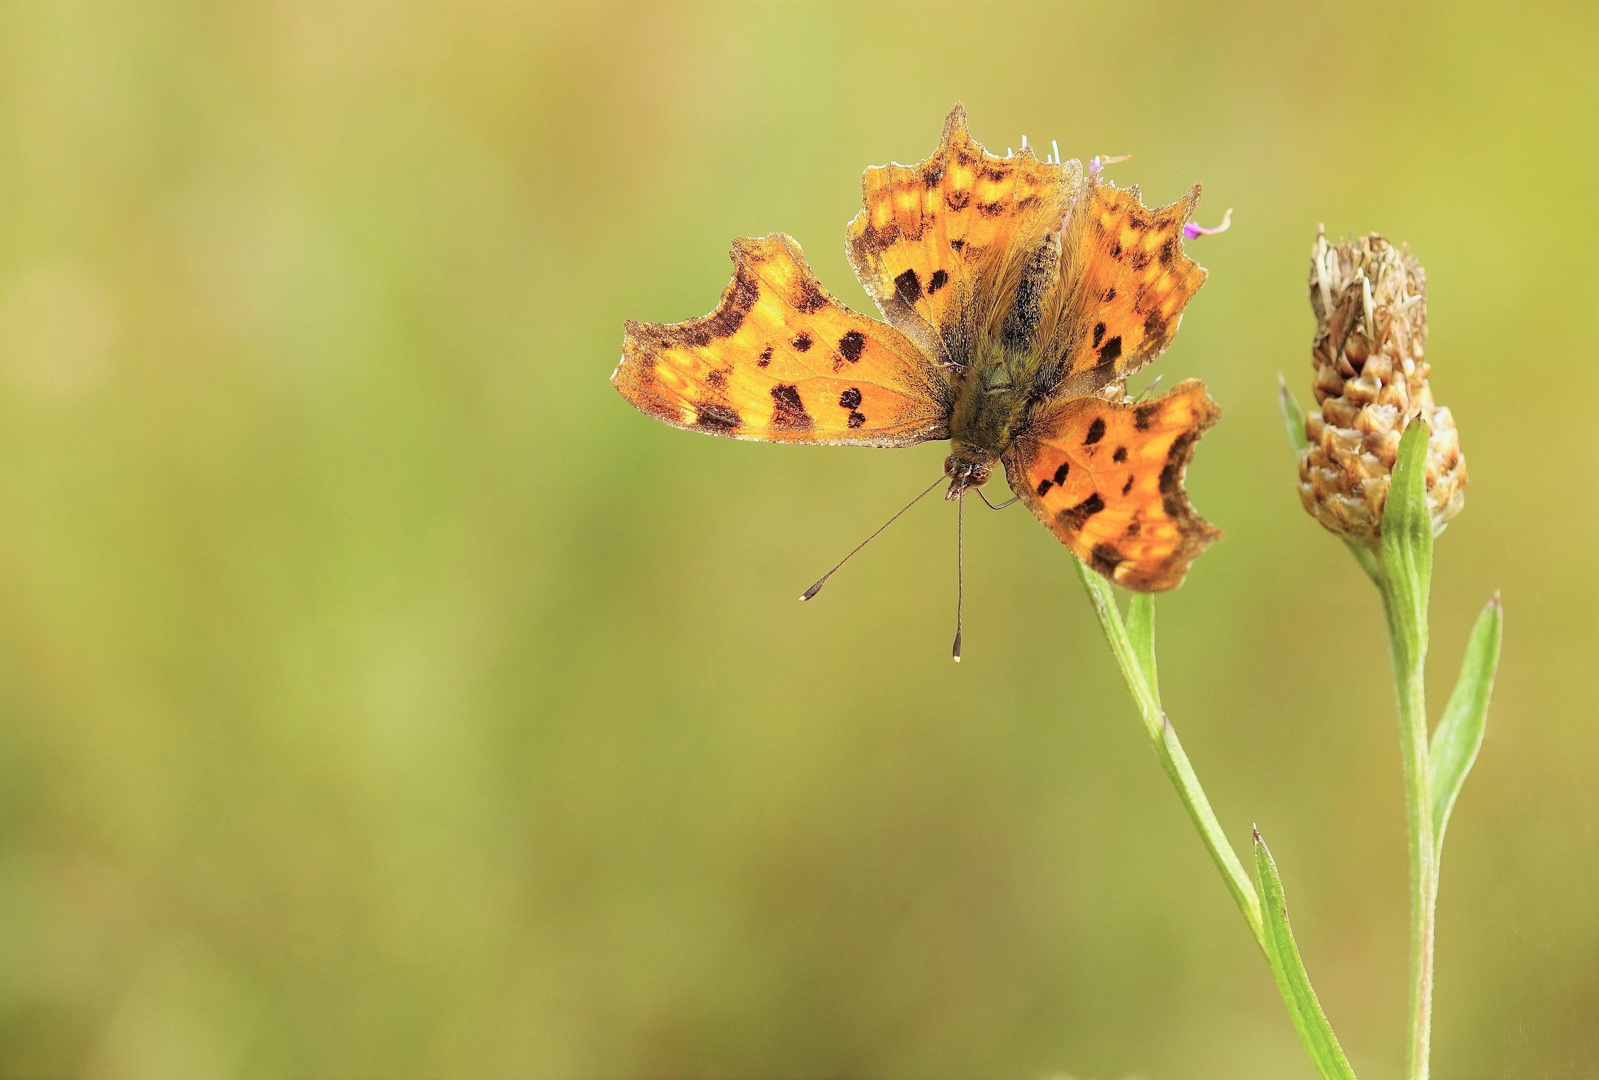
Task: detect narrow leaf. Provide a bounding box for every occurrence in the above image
[1380,420,1433,643]
[1254,830,1359,1080]
[1125,592,1161,710]
[1278,376,1311,455]
[1429,594,1502,854]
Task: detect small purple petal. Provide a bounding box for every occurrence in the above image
[1184,208,1233,239]
[1088,153,1130,180]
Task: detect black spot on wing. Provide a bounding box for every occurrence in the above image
[1093,321,1106,348]
[1090,543,1122,575]
[949,238,965,253]
[757,345,773,368]
[770,384,812,430]
[1143,309,1171,353]
[847,411,867,428]
[1098,336,1122,365]
[1134,403,1158,430]
[675,324,714,348]
[695,403,740,431]
[838,387,863,410]
[1159,462,1182,511]
[1121,475,1134,495]
[1036,478,1053,496]
[1113,446,1127,463]
[1053,461,1070,486]
[792,278,829,314]
[945,190,971,212]
[928,269,949,294]
[1084,418,1106,445]
[706,369,728,389]
[894,269,923,304]
[679,265,761,347]
[792,333,813,352]
[1158,430,1201,515]
[1060,492,1106,531]
[838,330,866,363]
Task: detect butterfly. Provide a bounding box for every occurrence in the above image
[614,104,1223,640]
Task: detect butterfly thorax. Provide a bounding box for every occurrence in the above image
[943,348,1035,498]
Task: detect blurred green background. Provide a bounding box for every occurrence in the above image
[0,2,1593,1077]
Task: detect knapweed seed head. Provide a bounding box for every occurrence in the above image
[1298,229,1466,547]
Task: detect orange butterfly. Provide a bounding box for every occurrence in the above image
[614,104,1223,650]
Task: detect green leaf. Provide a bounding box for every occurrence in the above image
[1125,592,1160,710]
[1254,830,1359,1080]
[1278,376,1311,455]
[1429,594,1503,855]
[1380,420,1433,650]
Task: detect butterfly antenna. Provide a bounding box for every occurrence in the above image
[952,490,965,662]
[800,472,946,602]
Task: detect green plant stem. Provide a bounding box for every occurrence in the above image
[1077,558,1357,1078]
[1074,559,1265,951]
[1379,574,1437,1080]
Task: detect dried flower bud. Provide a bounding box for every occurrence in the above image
[1298,229,1466,547]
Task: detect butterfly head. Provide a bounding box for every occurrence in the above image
[943,454,993,501]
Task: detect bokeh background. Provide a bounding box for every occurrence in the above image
[0,2,1594,1077]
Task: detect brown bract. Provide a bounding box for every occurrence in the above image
[1299,229,1466,547]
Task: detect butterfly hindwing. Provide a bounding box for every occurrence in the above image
[845,103,1080,366]
[1004,380,1221,591]
[615,234,954,446]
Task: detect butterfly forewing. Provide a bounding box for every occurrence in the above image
[845,104,1081,369]
[1039,180,1208,398]
[615,234,953,446]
